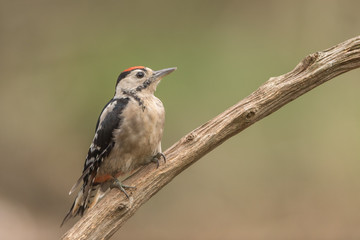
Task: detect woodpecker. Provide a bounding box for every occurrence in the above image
[61,66,176,226]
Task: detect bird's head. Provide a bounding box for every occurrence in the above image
[114,66,176,97]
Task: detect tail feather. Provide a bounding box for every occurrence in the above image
[60,201,75,227]
[68,175,83,195]
[61,185,103,227]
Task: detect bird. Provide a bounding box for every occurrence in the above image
[61,66,176,226]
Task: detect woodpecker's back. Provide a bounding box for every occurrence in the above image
[61,66,176,226]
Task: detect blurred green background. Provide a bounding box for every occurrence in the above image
[1,0,360,239]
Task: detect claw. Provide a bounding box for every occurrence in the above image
[110,179,135,199]
[159,153,166,163]
[151,152,166,168]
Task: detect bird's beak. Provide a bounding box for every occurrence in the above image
[153,67,177,80]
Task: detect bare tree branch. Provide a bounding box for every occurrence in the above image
[62,36,360,240]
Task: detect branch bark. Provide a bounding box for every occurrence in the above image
[62,36,360,240]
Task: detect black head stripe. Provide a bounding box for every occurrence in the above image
[135,78,152,92]
[116,67,147,85]
[116,71,131,85]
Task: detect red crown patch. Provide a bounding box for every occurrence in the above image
[122,66,145,72]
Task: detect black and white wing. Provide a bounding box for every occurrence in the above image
[69,97,130,202]
[61,97,130,225]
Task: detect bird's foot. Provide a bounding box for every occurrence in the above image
[151,152,166,168]
[110,179,135,199]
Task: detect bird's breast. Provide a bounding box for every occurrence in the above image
[102,95,165,175]
[119,95,165,143]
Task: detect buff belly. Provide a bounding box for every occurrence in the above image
[98,96,165,179]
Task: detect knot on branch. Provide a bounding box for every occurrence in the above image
[293,52,319,75]
[185,133,195,142]
[115,203,127,213]
[244,108,257,122]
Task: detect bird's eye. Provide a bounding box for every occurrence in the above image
[136,71,145,78]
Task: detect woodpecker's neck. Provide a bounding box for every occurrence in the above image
[120,89,146,110]
[114,80,159,99]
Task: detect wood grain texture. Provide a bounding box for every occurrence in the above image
[62,36,360,240]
